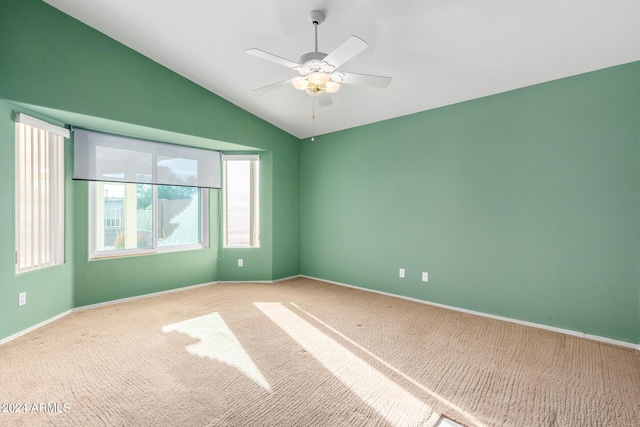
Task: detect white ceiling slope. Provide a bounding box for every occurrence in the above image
[44,0,640,139]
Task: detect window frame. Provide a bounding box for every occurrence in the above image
[222,154,260,249]
[14,113,68,274]
[89,181,209,260]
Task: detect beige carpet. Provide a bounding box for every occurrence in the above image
[1,277,639,427]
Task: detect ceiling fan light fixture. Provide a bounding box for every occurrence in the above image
[292,77,308,90]
[305,84,324,96]
[308,71,330,85]
[325,81,340,94]
[293,72,339,95]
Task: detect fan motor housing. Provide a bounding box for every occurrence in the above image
[298,51,327,64]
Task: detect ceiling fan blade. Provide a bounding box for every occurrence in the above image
[246,48,300,69]
[317,93,332,107]
[323,35,368,69]
[339,72,392,88]
[251,78,293,92]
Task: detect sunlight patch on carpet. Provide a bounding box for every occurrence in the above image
[289,302,487,427]
[163,312,271,391]
[255,302,434,427]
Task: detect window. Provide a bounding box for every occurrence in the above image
[223,155,260,248]
[15,114,68,273]
[90,182,208,257]
[77,128,217,259]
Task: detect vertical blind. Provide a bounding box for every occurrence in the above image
[73,129,221,189]
[15,113,68,272]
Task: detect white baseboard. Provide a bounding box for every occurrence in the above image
[218,280,274,284]
[219,274,302,284]
[0,310,72,347]
[73,281,218,312]
[0,281,220,346]
[300,275,640,351]
[4,276,637,352]
[272,274,302,283]
[584,333,638,349]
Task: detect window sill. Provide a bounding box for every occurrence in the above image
[90,244,206,260]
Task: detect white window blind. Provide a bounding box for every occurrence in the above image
[15,113,68,273]
[73,129,221,189]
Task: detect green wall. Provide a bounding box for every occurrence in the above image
[300,62,640,344]
[0,0,299,340]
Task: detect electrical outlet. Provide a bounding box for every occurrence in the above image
[18,292,26,306]
[422,272,429,282]
[238,259,244,267]
[399,268,405,278]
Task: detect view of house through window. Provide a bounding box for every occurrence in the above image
[224,155,260,248]
[91,182,206,256]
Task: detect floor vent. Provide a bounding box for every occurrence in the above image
[435,415,465,427]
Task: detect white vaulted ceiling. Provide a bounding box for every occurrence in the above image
[44,0,640,139]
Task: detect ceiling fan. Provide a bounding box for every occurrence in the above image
[246,10,391,106]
